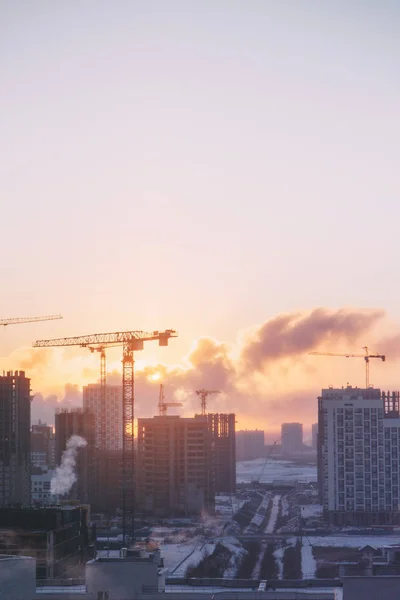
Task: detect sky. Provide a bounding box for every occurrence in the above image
[1,1,400,437]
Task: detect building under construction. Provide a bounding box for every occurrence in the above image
[0,371,31,506]
[207,413,236,494]
[137,415,215,516]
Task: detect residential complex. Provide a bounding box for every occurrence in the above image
[137,415,215,516]
[83,384,122,450]
[318,386,400,525]
[0,371,31,506]
[281,422,303,454]
[236,429,265,461]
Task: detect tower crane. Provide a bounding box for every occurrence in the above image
[309,346,385,388]
[33,328,177,544]
[158,383,182,416]
[0,314,62,327]
[195,388,220,415]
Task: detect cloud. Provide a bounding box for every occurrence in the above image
[24,307,392,429]
[241,307,385,371]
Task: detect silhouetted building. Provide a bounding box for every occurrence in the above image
[83,384,122,450]
[0,505,91,579]
[137,415,214,516]
[0,371,31,506]
[236,429,264,461]
[281,422,303,454]
[31,421,55,470]
[92,450,123,515]
[208,413,236,493]
[55,408,95,504]
[311,422,318,451]
[318,386,400,525]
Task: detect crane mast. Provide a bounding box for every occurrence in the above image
[158,383,182,416]
[33,328,177,544]
[195,388,220,415]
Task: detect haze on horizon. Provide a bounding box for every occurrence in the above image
[1,1,399,435]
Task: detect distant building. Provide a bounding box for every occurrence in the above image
[55,408,95,504]
[83,384,122,450]
[0,371,31,506]
[137,415,215,516]
[281,422,303,454]
[0,505,91,579]
[311,422,318,451]
[208,413,236,493]
[318,386,400,525]
[31,470,54,505]
[31,421,55,470]
[236,429,265,461]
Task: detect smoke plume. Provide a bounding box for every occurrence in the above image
[241,307,384,370]
[51,435,87,496]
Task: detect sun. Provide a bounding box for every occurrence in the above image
[149,372,161,382]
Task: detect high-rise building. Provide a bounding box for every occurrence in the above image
[55,408,95,504]
[137,415,215,516]
[0,371,31,506]
[207,413,236,493]
[281,422,303,454]
[31,421,55,470]
[83,384,122,450]
[311,423,318,451]
[318,386,400,525]
[236,429,265,461]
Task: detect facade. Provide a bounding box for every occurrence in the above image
[31,470,54,505]
[31,421,55,470]
[0,371,31,506]
[55,408,95,504]
[208,413,236,493]
[236,429,264,461]
[311,422,318,451]
[318,386,400,525]
[137,415,215,516]
[83,384,122,450]
[0,555,36,600]
[86,548,165,599]
[281,422,303,454]
[0,505,91,579]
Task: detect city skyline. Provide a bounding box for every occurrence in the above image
[1,1,400,433]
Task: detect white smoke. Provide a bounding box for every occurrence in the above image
[51,435,87,496]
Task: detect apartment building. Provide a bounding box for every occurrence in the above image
[55,408,95,504]
[281,422,303,454]
[318,386,400,525]
[31,421,55,470]
[137,415,215,516]
[0,371,31,506]
[236,429,265,461]
[83,384,122,450]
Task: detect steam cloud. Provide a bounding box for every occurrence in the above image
[51,435,87,496]
[241,307,385,370]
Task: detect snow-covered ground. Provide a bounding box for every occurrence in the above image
[169,542,216,576]
[265,494,281,533]
[308,535,400,548]
[301,538,317,579]
[236,459,317,483]
[301,504,323,519]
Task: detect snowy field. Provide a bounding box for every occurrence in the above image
[236,459,317,483]
[308,535,400,548]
